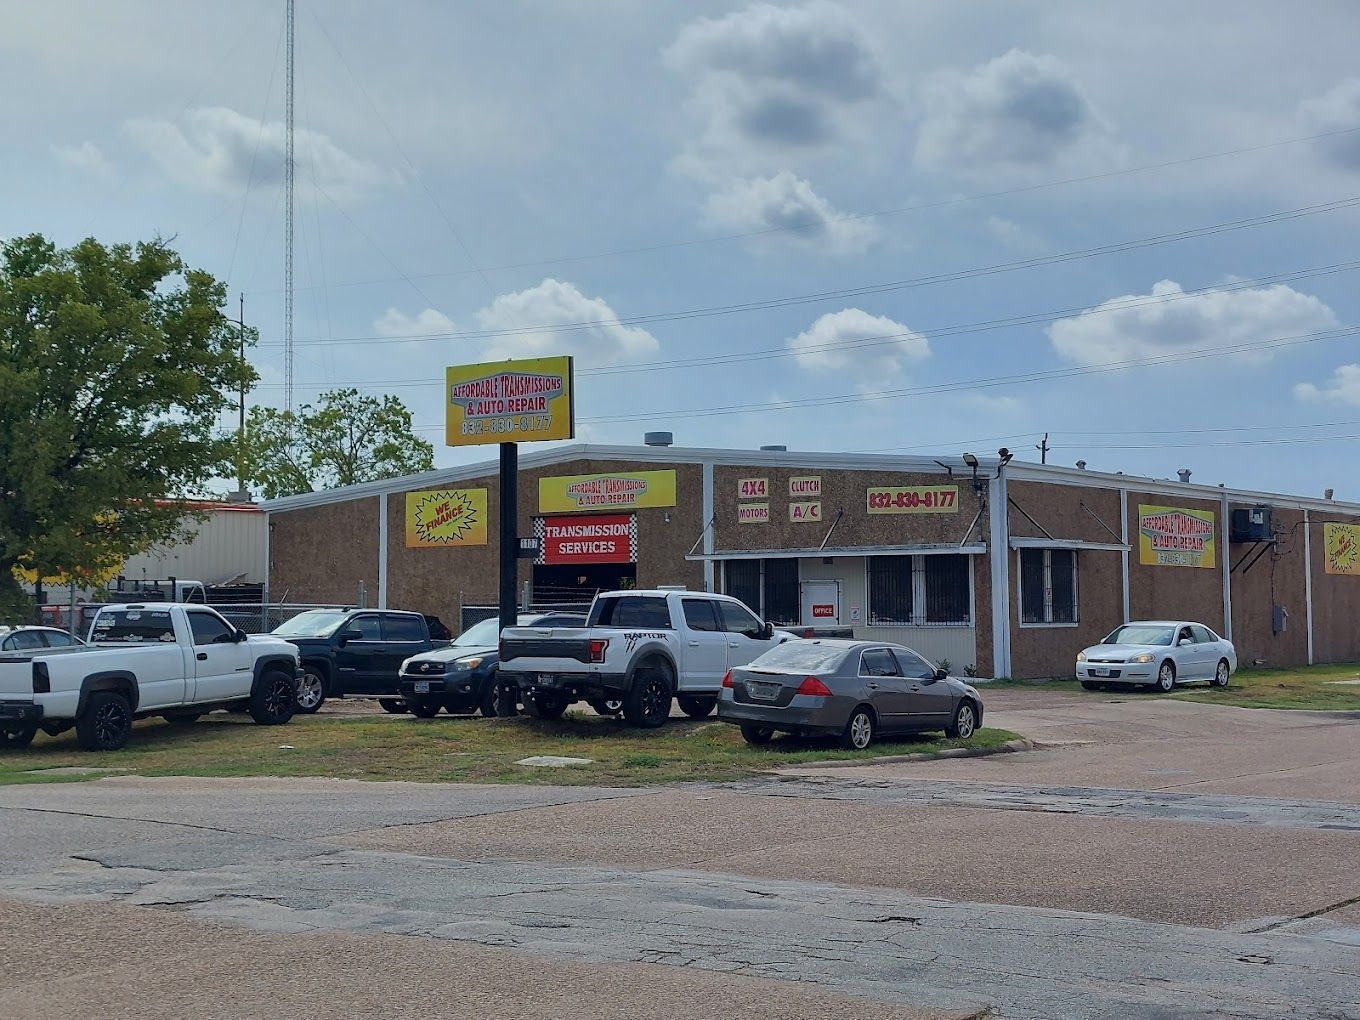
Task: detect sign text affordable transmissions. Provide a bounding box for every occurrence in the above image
[445,356,575,447]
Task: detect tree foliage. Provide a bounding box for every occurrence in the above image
[0,234,254,618]
[242,388,434,499]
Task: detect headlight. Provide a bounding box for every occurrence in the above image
[1076,651,1086,662]
[1130,653,1155,664]
[456,656,484,670]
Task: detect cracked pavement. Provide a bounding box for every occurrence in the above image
[1,692,1358,1018]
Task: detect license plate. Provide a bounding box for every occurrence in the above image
[1091,668,1109,677]
[413,680,430,693]
[749,681,780,702]
[537,674,555,686]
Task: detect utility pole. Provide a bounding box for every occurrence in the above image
[237,293,247,498]
[1037,433,1049,465]
[284,0,295,415]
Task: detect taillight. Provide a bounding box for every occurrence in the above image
[796,675,832,697]
[721,670,733,689]
[33,661,51,694]
[589,638,609,663]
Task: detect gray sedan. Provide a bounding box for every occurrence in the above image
[717,639,984,751]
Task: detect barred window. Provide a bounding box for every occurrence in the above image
[868,556,912,625]
[763,558,800,626]
[923,555,970,623]
[1019,548,1079,625]
[869,554,972,626]
[724,560,761,617]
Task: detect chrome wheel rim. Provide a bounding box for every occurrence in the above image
[1216,662,1229,685]
[604,699,623,713]
[1159,664,1174,691]
[297,673,323,709]
[957,705,975,738]
[849,713,872,749]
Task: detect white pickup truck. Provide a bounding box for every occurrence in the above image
[498,589,788,728]
[0,604,302,751]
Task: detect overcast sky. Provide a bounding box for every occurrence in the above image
[5,1,1360,496]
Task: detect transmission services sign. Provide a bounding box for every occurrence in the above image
[1138,505,1216,568]
[539,470,677,513]
[406,489,489,548]
[445,356,574,447]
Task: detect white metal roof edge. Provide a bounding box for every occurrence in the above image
[688,543,988,561]
[1008,537,1128,552]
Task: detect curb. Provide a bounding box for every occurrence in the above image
[776,737,1034,771]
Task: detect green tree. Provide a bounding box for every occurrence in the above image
[0,234,254,618]
[242,388,434,499]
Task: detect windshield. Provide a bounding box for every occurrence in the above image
[272,611,351,638]
[747,642,848,674]
[454,618,501,646]
[90,609,178,644]
[1103,625,1175,646]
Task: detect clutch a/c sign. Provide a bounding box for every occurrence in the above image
[445,356,575,447]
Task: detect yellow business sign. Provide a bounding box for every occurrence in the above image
[1138,505,1216,568]
[445,356,574,447]
[406,489,489,548]
[867,485,960,514]
[539,470,677,513]
[1323,523,1360,575]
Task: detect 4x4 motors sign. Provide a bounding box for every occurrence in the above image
[445,356,575,446]
[1138,505,1216,568]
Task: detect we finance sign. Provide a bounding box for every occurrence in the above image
[445,356,574,447]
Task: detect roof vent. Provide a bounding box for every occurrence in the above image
[643,432,673,447]
[1325,488,1335,500]
[1075,460,1087,470]
[760,444,788,452]
[1177,468,1192,483]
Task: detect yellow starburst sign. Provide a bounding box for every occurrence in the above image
[1323,523,1360,575]
[406,489,488,548]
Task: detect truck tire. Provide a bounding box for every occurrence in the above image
[677,695,717,719]
[249,670,297,726]
[624,659,673,729]
[76,691,133,751]
[523,691,569,720]
[1,725,37,749]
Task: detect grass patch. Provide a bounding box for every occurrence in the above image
[982,663,1360,711]
[0,710,1021,787]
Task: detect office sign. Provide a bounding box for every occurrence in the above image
[737,503,770,524]
[406,489,489,548]
[1323,523,1360,575]
[789,501,822,523]
[1138,505,1216,568]
[445,356,574,447]
[539,470,677,513]
[738,477,768,499]
[867,485,959,514]
[535,514,637,565]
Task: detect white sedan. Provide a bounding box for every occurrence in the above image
[1076,621,1237,692]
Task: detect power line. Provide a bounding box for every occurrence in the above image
[1055,433,1360,450]
[250,258,1360,389]
[239,123,1360,297]
[251,193,1360,347]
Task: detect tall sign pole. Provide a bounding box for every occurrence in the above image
[499,442,518,633]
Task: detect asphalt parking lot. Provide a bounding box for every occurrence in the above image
[1,688,1357,1019]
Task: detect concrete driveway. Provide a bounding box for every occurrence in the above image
[1,689,1357,1019]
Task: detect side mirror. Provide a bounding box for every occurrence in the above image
[1178,638,1193,647]
[337,628,362,646]
[234,629,249,643]
[760,622,774,641]
[933,667,948,682]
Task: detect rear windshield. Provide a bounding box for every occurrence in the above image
[1103,625,1175,646]
[91,609,177,644]
[747,642,848,674]
[589,596,672,629]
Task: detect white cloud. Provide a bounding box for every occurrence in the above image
[915,49,1116,170]
[787,308,929,383]
[475,278,660,365]
[53,141,111,175]
[126,106,387,202]
[1048,281,1337,367]
[1295,364,1360,406]
[1298,78,1360,171]
[704,170,877,253]
[665,2,882,163]
[373,307,456,338]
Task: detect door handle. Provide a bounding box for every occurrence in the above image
[909,685,921,692]
[688,641,700,647]
[728,641,741,648]
[866,682,880,690]
[196,652,208,661]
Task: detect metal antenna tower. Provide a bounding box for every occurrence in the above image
[284,0,295,413]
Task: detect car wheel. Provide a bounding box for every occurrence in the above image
[623,660,673,729]
[676,695,717,719]
[840,707,875,751]
[1211,659,1231,688]
[947,700,978,740]
[378,698,407,714]
[1,726,37,749]
[76,691,133,751]
[162,712,202,726]
[523,691,569,720]
[493,678,520,718]
[740,723,774,746]
[407,697,443,719]
[1155,661,1176,693]
[250,671,298,726]
[587,698,624,717]
[295,669,327,714]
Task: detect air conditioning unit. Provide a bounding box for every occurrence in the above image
[1230,506,1272,543]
